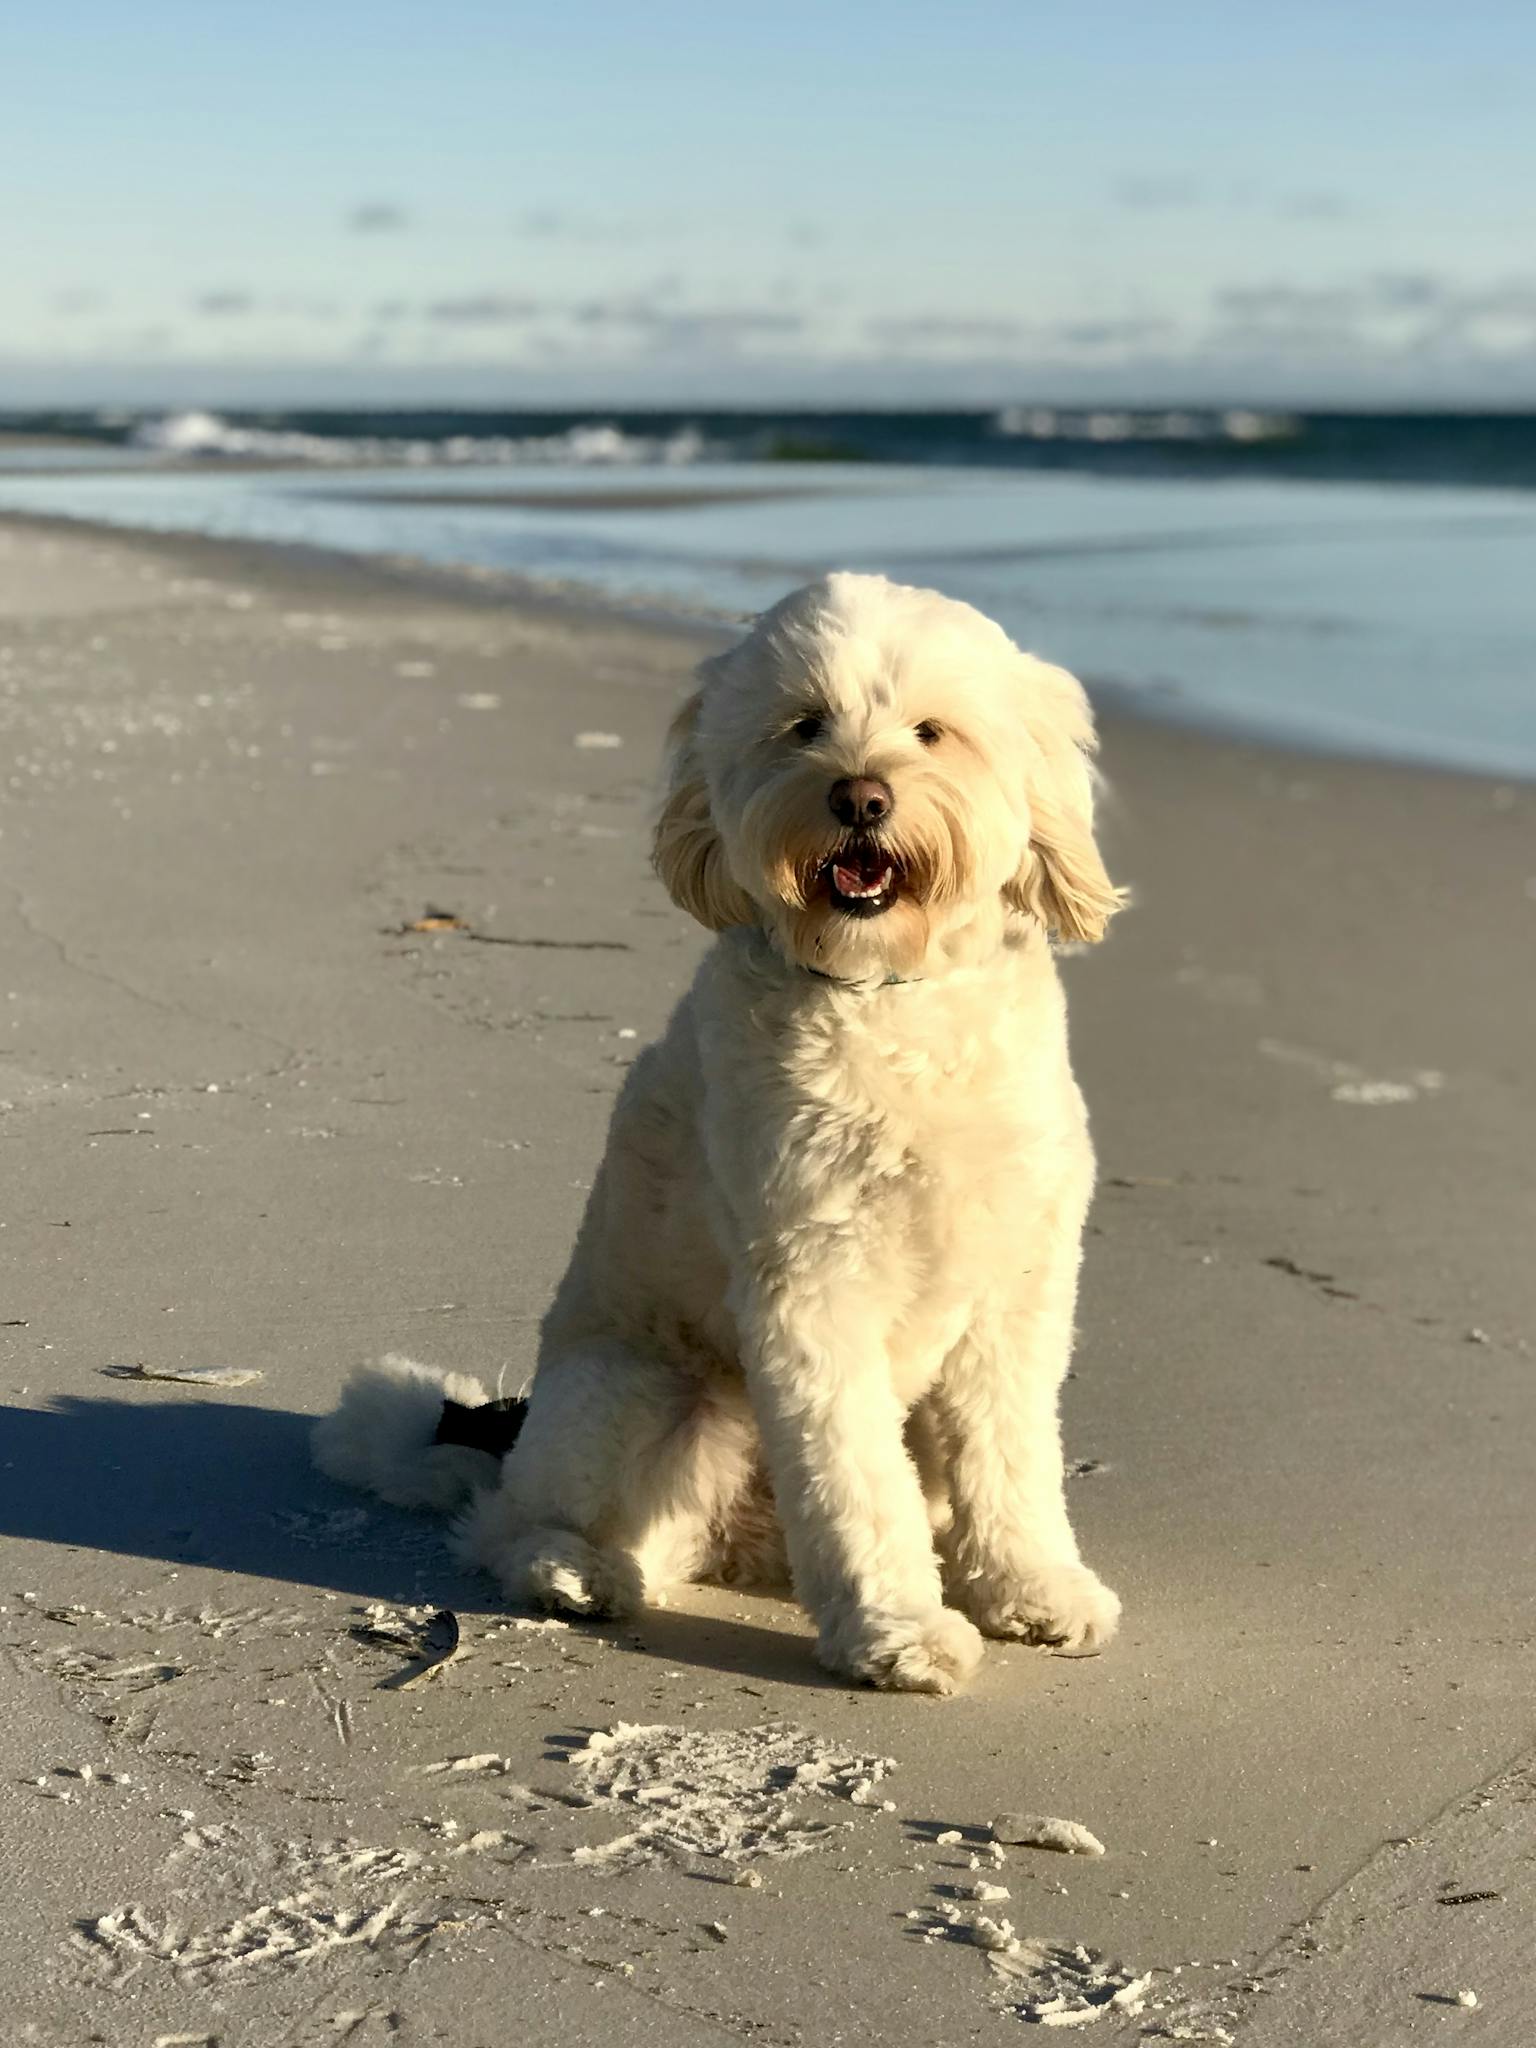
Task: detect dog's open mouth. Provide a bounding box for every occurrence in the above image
[823,839,900,919]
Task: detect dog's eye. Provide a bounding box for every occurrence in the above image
[914,720,942,746]
[790,713,824,744]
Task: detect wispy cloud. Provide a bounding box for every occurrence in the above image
[511,208,637,244]
[1281,191,1353,221]
[1116,176,1356,224]
[1111,174,1203,212]
[186,292,341,324]
[195,290,255,317]
[866,314,1030,348]
[424,294,543,324]
[347,202,410,234]
[1052,317,1176,349]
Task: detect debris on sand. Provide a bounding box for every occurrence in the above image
[419,1752,515,1777]
[991,1814,1106,1857]
[79,1892,457,1977]
[574,730,623,749]
[103,1362,262,1388]
[401,908,469,933]
[388,1609,464,1690]
[988,1942,1152,2026]
[918,1907,1151,2026]
[566,1722,897,1871]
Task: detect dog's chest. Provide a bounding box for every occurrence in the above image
[773,992,1062,1218]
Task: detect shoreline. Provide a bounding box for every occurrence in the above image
[1,512,1533,2043]
[1,499,1531,791]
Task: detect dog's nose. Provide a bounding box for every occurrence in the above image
[828,776,893,829]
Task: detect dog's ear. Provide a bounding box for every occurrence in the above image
[1003,657,1125,944]
[651,684,757,931]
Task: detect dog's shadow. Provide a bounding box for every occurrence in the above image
[0,1391,834,1689]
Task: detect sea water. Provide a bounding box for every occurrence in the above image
[0,415,1531,778]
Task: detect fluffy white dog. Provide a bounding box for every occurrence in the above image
[315,572,1124,1693]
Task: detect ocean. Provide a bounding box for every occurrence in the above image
[1,406,1533,778]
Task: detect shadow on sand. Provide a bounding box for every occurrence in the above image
[0,1391,833,1689]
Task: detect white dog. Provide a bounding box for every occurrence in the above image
[316,571,1124,1693]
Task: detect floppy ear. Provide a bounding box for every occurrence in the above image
[1003,658,1125,944]
[651,685,756,931]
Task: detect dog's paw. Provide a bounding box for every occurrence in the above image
[817,1604,985,1696]
[958,1560,1120,1654]
[456,1512,643,1621]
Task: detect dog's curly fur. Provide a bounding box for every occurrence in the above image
[317,572,1125,1693]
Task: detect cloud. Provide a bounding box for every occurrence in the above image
[347,202,410,234]
[1214,284,1359,326]
[1281,191,1353,221]
[195,290,255,317]
[1371,272,1445,311]
[1112,174,1203,212]
[651,310,805,348]
[424,294,543,325]
[866,314,1029,348]
[572,302,806,353]
[1204,268,1536,367]
[864,313,1174,357]
[1051,318,1176,349]
[51,289,107,317]
[511,208,633,244]
[1115,177,1360,223]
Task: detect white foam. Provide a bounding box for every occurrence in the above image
[130,411,709,468]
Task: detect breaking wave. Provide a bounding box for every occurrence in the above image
[129,410,710,467]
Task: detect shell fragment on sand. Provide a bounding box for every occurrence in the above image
[991,1813,1106,1857]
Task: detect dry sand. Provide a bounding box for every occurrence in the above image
[1,514,1532,2046]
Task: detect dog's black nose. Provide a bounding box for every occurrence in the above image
[828,776,893,829]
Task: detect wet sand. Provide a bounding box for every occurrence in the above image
[1,513,1533,2045]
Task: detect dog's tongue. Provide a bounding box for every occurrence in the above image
[832,847,895,899]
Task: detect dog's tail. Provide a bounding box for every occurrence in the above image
[311,1353,528,1512]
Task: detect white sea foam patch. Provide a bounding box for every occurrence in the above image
[566,1721,896,1870]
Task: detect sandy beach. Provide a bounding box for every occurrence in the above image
[2,513,1533,2046]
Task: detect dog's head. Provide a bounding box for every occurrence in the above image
[653,572,1123,980]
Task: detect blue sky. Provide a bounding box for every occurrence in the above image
[4,1,1535,406]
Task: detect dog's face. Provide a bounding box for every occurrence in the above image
[654,572,1121,980]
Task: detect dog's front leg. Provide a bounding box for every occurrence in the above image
[735,1256,983,1695]
[935,1297,1120,1654]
